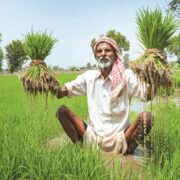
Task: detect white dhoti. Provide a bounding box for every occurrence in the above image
[84,125,127,154]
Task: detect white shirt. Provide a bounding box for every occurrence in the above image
[65,69,147,138]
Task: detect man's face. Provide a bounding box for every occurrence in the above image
[95,42,116,69]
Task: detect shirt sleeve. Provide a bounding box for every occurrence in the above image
[125,69,148,101]
[65,72,87,97]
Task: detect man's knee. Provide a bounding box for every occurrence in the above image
[138,111,153,128]
[56,105,68,118]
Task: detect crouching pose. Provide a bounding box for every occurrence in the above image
[56,36,153,155]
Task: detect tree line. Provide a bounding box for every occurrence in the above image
[0,30,130,73]
[0,0,179,73]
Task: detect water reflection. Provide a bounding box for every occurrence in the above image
[130,101,147,113]
[130,89,180,113]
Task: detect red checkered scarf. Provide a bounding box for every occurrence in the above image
[92,36,126,96]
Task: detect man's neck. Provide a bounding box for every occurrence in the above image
[101,66,112,79]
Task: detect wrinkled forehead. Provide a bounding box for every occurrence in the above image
[96,42,115,51]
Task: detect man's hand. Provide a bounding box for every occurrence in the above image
[56,86,68,99]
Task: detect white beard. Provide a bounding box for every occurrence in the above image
[97,56,113,70]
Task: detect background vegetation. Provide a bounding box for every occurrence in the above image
[5,40,28,73]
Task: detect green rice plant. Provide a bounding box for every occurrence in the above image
[174,70,180,87]
[143,102,180,179]
[23,30,57,60]
[0,74,141,179]
[136,7,178,49]
[145,150,180,180]
[21,29,60,98]
[1,74,179,179]
[130,7,179,95]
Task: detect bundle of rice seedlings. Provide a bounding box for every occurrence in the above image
[130,7,179,95]
[21,30,60,97]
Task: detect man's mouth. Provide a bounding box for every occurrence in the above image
[99,57,111,63]
[100,58,109,63]
[97,56,113,69]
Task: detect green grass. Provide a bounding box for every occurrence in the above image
[174,70,180,87]
[0,74,127,179]
[0,73,179,179]
[144,102,180,179]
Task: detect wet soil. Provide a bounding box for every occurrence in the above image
[47,134,145,179]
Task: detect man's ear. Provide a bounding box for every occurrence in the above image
[114,53,117,60]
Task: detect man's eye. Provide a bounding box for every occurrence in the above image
[97,50,102,53]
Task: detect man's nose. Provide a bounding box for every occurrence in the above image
[101,49,106,56]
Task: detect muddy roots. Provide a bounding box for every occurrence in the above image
[130,49,173,96]
[21,60,61,97]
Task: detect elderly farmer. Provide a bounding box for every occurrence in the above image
[56,36,153,155]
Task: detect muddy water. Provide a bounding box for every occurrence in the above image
[130,88,180,113]
[47,134,146,176]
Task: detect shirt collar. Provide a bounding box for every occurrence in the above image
[94,69,113,82]
[108,71,113,82]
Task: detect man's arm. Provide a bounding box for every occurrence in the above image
[56,71,88,99]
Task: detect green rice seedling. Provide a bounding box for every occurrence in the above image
[145,103,180,170]
[1,74,180,179]
[0,74,144,179]
[174,70,180,88]
[130,7,179,95]
[21,30,60,98]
